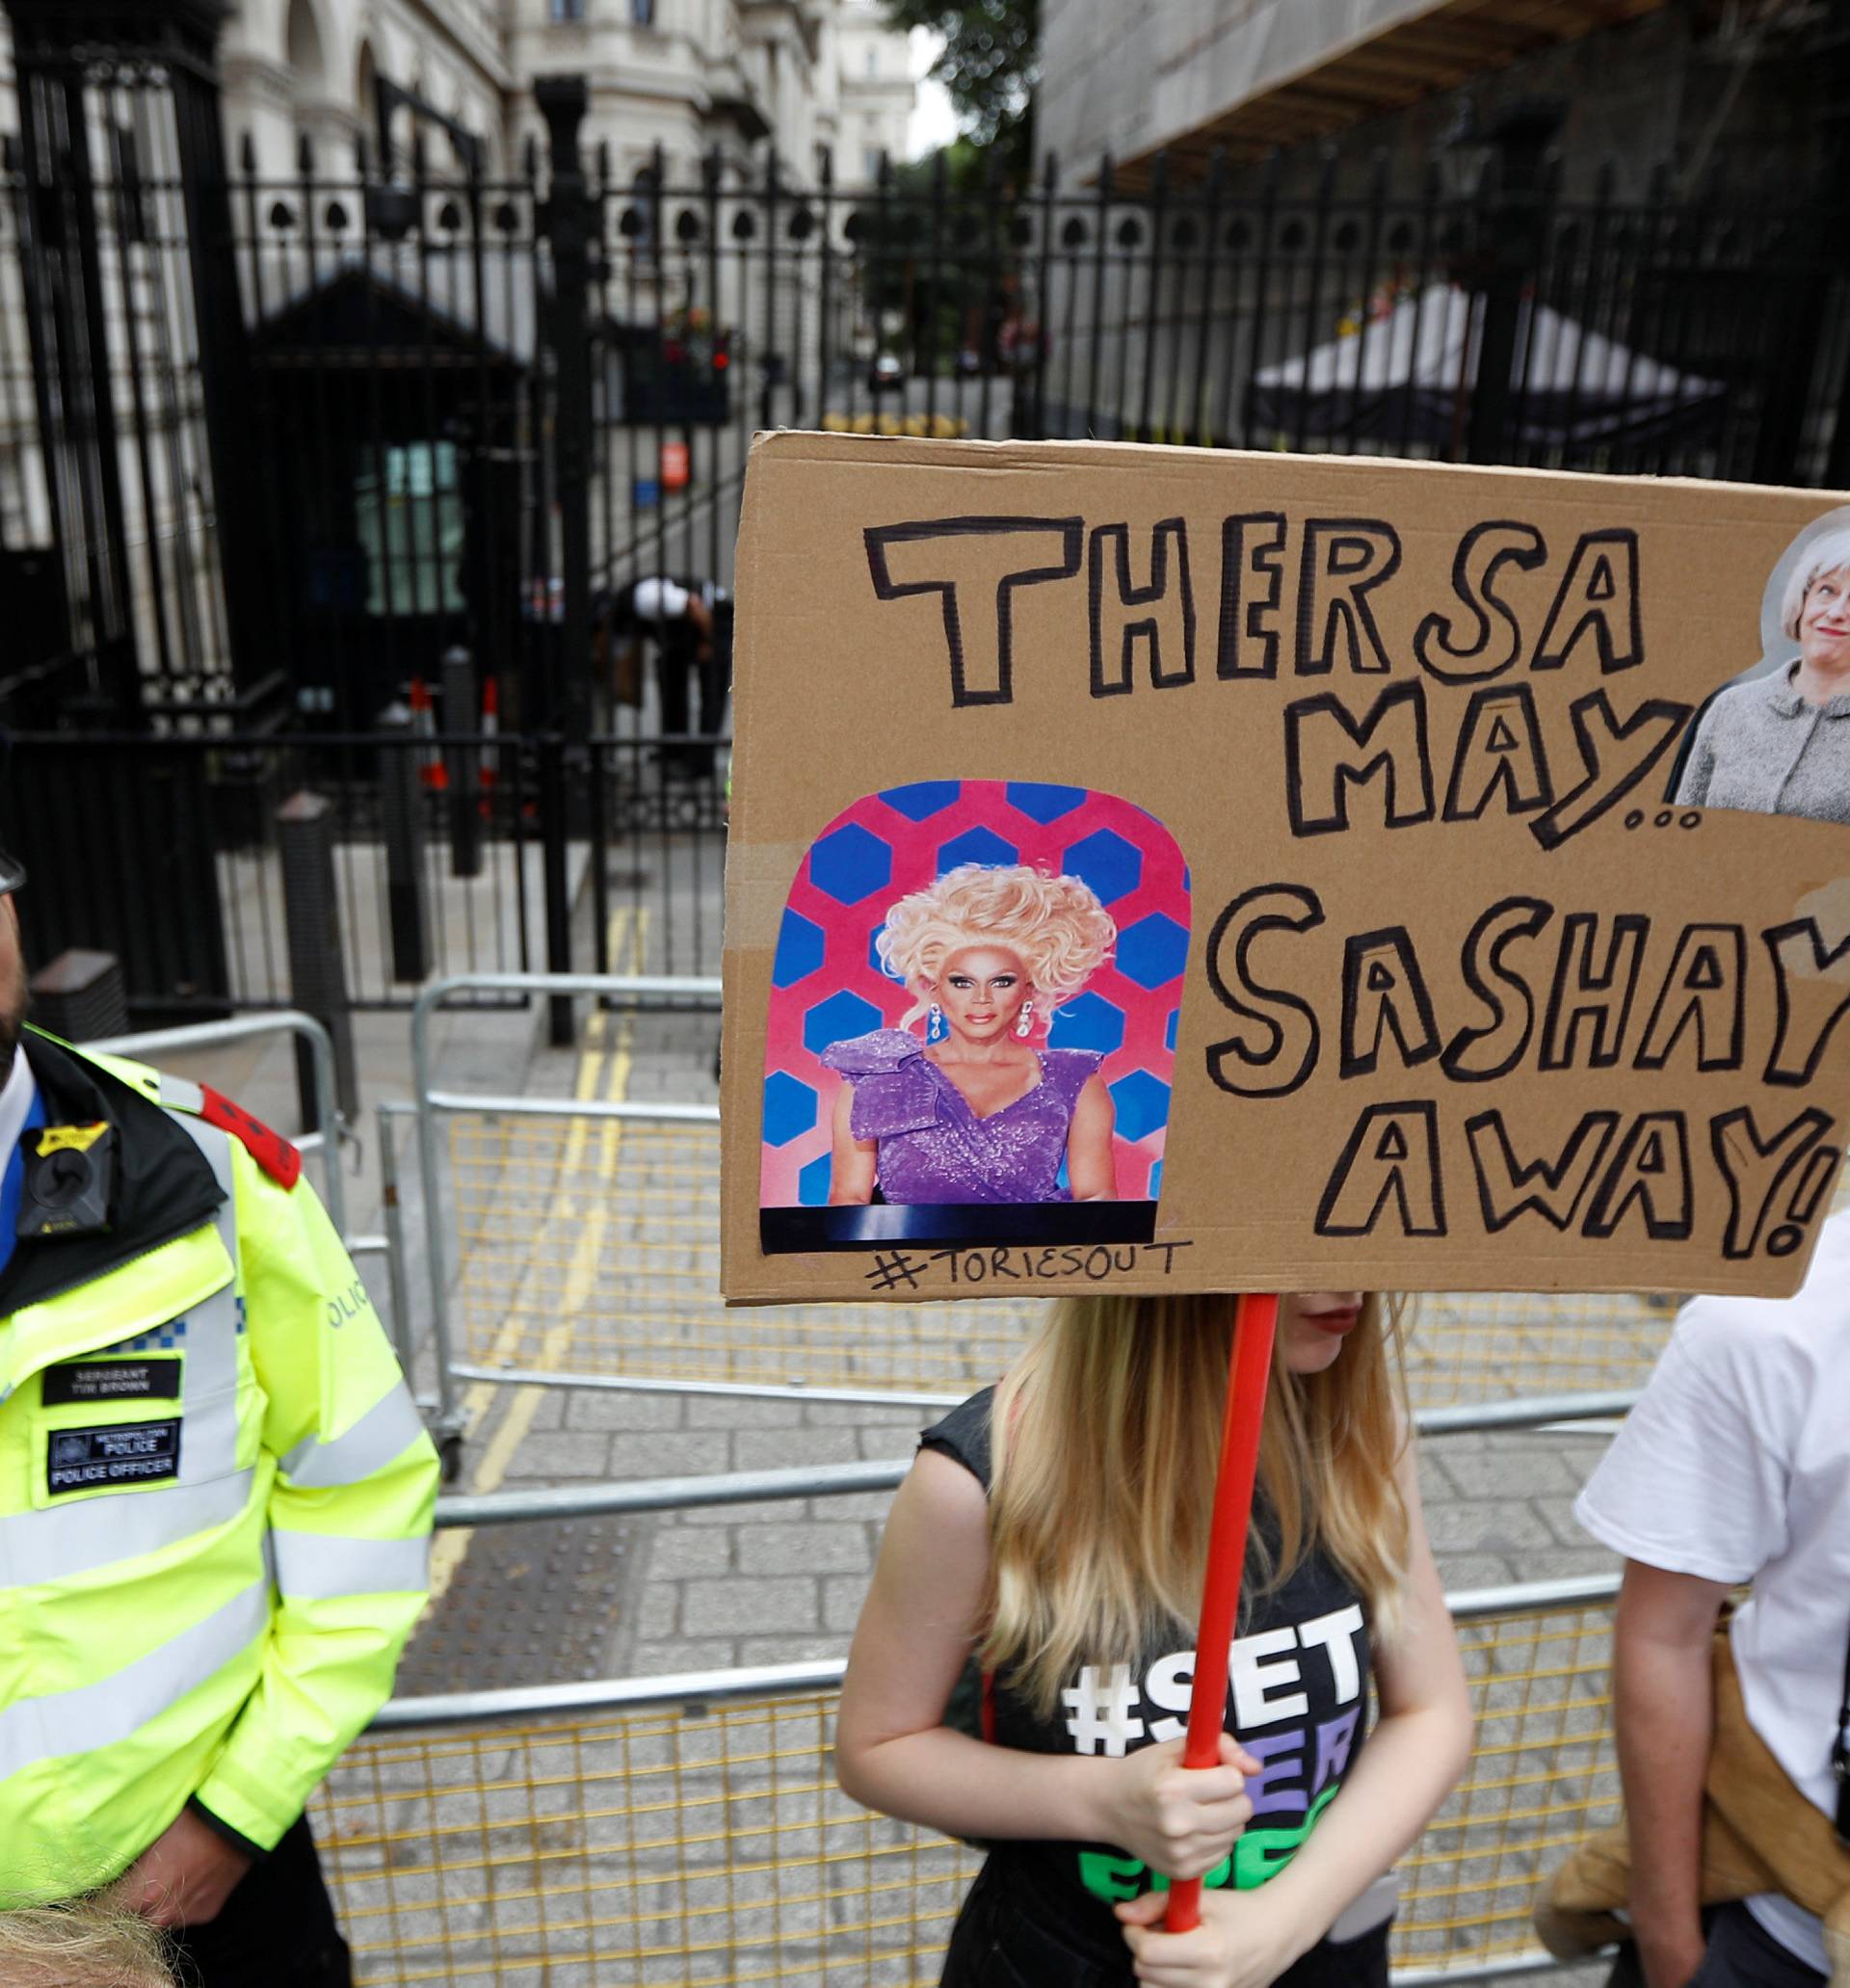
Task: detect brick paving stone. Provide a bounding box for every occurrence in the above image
[683,1576,819,1635]
[607,1430,731,1477]
[858,1424,923,1460]
[817,1491,906,1521]
[739,1635,853,1665]
[1418,1428,1493,1453]
[1433,1551,1527,1591]
[634,1585,680,1639]
[800,1400,930,1426]
[648,1525,735,1577]
[1414,1456,1451,1504]
[632,1636,739,1674]
[523,1390,569,1432]
[685,1394,806,1427]
[731,1427,864,1471]
[824,1573,874,1631]
[748,1524,871,1575]
[1512,1545,1622,1580]
[566,1390,690,1431]
[1531,1492,1599,1546]
[681,1498,818,1524]
[1440,1445,1590,1500]
[1424,1498,1559,1551]
[499,1431,613,1479]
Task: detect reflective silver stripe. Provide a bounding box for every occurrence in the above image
[173,1277,240,1421]
[179,1387,242,1486]
[165,1113,243,1481]
[281,1384,426,1489]
[0,1577,269,1782]
[0,1471,256,1587]
[158,1074,205,1114]
[272,1528,431,1601]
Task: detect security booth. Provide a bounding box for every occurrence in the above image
[245,259,531,731]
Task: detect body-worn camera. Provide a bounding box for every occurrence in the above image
[18,1122,116,1238]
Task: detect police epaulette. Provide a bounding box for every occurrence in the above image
[197,1085,304,1189]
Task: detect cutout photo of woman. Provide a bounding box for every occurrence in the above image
[823,863,1118,1208]
[757,778,1186,1253]
[1677,523,1850,824]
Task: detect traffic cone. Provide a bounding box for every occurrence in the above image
[478,674,500,818]
[410,676,448,792]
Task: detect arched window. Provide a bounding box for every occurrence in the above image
[284,0,327,89]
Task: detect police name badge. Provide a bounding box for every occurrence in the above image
[46,1418,182,1495]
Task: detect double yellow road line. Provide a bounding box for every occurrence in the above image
[424,909,645,1611]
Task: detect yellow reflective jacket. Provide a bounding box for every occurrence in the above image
[0,1030,438,1902]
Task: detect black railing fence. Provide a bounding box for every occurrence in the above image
[3,9,1848,1024]
[204,133,1850,744]
[0,729,728,1021]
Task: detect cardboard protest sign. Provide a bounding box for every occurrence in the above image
[722,433,1850,1303]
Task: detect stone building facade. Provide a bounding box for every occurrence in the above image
[1,0,913,185]
[0,0,913,674]
[1037,0,1848,199]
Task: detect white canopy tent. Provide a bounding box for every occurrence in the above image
[1246,281,1724,450]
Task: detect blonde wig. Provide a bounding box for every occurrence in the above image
[876,863,1116,1033]
[0,1902,172,1987]
[1780,525,1850,641]
[980,1292,1411,1717]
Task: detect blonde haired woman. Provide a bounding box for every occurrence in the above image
[1677,525,1850,823]
[0,1901,172,1986]
[825,862,1120,1206]
[836,1292,1472,1988]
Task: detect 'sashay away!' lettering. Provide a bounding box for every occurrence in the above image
[1206,894,1846,1261]
[863,511,1676,853]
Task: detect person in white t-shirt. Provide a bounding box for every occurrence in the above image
[623,574,732,775]
[1574,1207,1850,1988]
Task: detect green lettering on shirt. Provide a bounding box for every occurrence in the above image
[1076,1785,1339,1904]
[1076,1851,1146,1902]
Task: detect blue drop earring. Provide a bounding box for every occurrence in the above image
[926,1002,946,1044]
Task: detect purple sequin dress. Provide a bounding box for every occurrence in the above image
[820,1028,1104,1205]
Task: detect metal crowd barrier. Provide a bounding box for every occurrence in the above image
[410,971,1674,1425]
[427,1387,1641,1537]
[410,970,723,1447]
[320,1571,1624,1988]
[90,1009,355,1240]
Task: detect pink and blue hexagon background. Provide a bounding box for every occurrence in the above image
[760,780,1191,1208]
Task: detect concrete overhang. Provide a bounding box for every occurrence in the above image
[1112,0,1670,186]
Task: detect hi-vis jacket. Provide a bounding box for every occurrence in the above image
[0,1029,438,1901]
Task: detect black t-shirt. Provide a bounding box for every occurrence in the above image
[922,1388,1374,1960]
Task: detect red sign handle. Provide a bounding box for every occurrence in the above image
[1162,1291,1280,1935]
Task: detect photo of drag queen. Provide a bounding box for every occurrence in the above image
[1677,522,1850,823]
[822,863,1118,1207]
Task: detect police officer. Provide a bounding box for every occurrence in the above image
[0,845,438,1985]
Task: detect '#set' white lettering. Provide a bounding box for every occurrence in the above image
[1059,1604,1365,1756]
